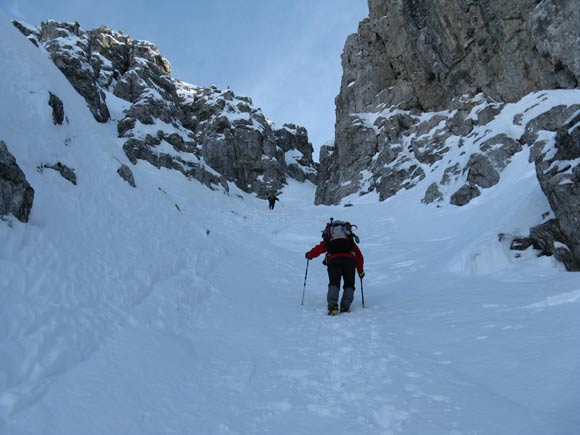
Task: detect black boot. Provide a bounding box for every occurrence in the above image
[328,304,339,316]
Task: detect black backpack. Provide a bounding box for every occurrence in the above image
[322,218,359,254]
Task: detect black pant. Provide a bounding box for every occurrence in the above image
[326,256,356,308]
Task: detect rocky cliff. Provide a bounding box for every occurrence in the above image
[317,0,580,270]
[12,20,317,198]
[318,0,580,205]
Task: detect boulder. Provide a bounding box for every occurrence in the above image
[450,184,480,207]
[48,92,65,125]
[117,164,136,188]
[423,182,443,204]
[466,154,499,189]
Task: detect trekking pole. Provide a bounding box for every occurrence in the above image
[301,259,309,305]
[360,276,365,308]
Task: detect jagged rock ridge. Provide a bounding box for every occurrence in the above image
[13,20,317,198]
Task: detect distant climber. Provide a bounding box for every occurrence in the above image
[268,193,279,210]
[305,219,365,315]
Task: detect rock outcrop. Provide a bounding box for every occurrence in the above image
[0,140,35,222]
[39,162,77,185]
[317,0,580,205]
[117,164,136,188]
[14,20,317,198]
[48,92,65,125]
[528,113,580,270]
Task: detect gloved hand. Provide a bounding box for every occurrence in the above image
[305,252,312,260]
[358,270,365,279]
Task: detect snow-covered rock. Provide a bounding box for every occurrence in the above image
[13,20,318,198]
[315,0,580,270]
[317,0,580,206]
[528,112,580,270]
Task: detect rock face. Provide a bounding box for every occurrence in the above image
[348,0,578,113]
[317,0,580,205]
[14,20,317,198]
[25,21,111,122]
[315,0,580,270]
[0,140,35,222]
[530,113,580,270]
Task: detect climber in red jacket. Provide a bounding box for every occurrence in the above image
[305,220,365,315]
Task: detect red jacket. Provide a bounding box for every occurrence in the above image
[306,240,364,273]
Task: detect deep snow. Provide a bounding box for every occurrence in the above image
[1,15,580,435]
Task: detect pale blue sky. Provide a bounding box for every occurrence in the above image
[0,0,368,155]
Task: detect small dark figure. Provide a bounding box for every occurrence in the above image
[305,220,365,315]
[268,194,279,210]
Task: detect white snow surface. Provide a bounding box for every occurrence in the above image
[1,16,580,435]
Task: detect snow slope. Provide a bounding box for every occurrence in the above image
[1,15,580,435]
